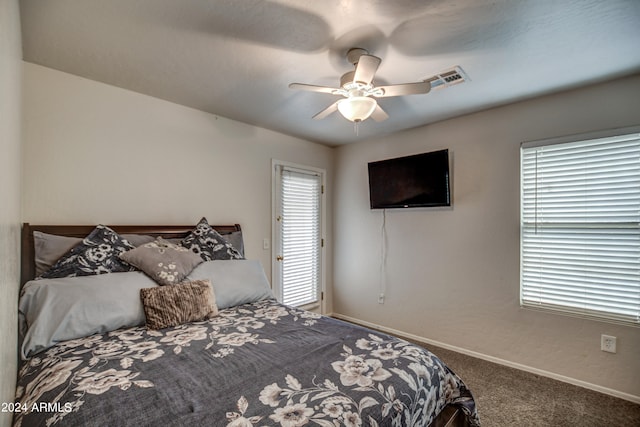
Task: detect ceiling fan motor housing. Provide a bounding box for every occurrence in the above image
[339,72,379,97]
[346,48,369,65]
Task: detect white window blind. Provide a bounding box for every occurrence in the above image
[520,130,640,325]
[279,167,322,307]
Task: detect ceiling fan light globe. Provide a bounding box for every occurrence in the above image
[338,97,377,122]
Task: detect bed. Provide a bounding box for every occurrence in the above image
[14,221,480,427]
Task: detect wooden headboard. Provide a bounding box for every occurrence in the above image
[21,223,241,286]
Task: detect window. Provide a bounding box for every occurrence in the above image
[273,162,324,308]
[520,128,640,325]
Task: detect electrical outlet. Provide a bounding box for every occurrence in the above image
[378,293,385,304]
[601,335,617,353]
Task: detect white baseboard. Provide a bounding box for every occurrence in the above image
[329,312,640,405]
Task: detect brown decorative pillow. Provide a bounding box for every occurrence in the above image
[140,279,218,330]
[119,238,203,285]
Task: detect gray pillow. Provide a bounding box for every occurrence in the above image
[223,231,244,257]
[186,260,274,309]
[122,234,156,247]
[33,231,82,276]
[19,271,158,358]
[119,238,203,285]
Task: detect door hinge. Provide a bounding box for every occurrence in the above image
[321,238,324,248]
[321,185,325,194]
[321,291,324,301]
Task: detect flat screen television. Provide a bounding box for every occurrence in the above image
[368,149,451,209]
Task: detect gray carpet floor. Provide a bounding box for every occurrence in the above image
[422,343,640,426]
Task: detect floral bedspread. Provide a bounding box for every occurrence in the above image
[13,300,479,427]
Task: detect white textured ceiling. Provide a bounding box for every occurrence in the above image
[20,0,640,146]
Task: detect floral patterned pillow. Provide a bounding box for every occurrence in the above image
[39,225,136,279]
[140,279,218,330]
[119,238,203,285]
[181,217,244,261]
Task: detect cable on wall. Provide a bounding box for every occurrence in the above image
[379,208,387,303]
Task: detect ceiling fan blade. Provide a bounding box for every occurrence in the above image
[371,104,389,122]
[312,101,340,120]
[289,83,340,95]
[375,81,431,97]
[353,54,381,85]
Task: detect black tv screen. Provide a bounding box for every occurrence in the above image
[368,149,451,209]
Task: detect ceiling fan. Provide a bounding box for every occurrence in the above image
[289,48,431,123]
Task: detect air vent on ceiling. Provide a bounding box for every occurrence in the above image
[424,66,469,90]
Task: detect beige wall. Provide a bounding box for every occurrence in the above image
[0,1,22,426]
[21,63,334,312]
[333,74,640,400]
[16,49,640,404]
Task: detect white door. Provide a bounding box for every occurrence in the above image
[273,161,324,310]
